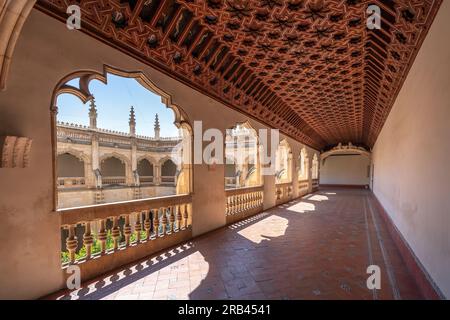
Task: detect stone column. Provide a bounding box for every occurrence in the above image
[131,139,137,186]
[292,150,299,198]
[154,163,161,185]
[91,133,100,188]
[261,135,276,210]
[308,155,313,193]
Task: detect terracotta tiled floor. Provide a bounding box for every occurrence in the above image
[53,189,423,300]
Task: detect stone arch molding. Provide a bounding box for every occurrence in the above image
[137,155,157,166]
[297,147,309,179]
[0,1,36,91]
[225,120,260,164]
[99,152,131,168]
[57,148,90,164]
[159,156,177,167]
[320,143,371,164]
[51,65,191,130]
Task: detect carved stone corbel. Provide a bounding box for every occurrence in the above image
[0,136,33,168]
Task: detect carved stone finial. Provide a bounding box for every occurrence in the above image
[154,113,160,139]
[89,98,98,129]
[129,106,136,136]
[0,136,33,168]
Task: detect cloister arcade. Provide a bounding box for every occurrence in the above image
[0,0,448,301]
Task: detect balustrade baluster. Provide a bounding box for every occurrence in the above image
[124,214,132,246]
[183,204,189,228]
[66,225,78,264]
[232,196,235,214]
[111,216,121,250]
[135,212,142,243]
[161,208,168,235]
[153,209,160,238]
[144,210,151,240]
[97,219,107,254]
[169,206,175,233]
[176,205,182,230]
[83,221,94,260]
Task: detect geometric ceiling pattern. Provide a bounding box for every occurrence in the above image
[36,0,442,150]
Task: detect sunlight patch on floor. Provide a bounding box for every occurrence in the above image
[309,194,329,201]
[286,201,316,214]
[237,215,288,244]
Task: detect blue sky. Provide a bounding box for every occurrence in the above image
[57,74,179,137]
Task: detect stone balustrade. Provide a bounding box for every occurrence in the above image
[57,177,86,188]
[59,194,192,282]
[225,177,237,187]
[102,176,126,186]
[298,179,309,197]
[275,182,293,205]
[161,175,176,185]
[139,176,154,184]
[312,179,319,191]
[225,186,264,224]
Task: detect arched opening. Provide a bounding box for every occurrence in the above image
[57,153,85,188]
[275,139,292,184]
[225,157,237,188]
[298,148,308,180]
[312,154,319,180]
[225,122,261,189]
[52,66,193,208]
[161,159,177,186]
[101,157,126,186]
[137,159,154,184]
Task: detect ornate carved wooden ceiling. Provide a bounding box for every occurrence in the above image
[36,0,442,150]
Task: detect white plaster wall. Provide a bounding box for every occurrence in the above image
[320,155,370,186]
[372,1,450,298]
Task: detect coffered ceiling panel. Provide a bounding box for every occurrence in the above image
[36,0,442,150]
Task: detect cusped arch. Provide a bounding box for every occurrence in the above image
[158,156,177,166]
[320,143,371,163]
[57,148,90,164]
[51,65,191,130]
[226,120,258,138]
[137,155,157,166]
[275,138,293,183]
[99,152,131,168]
[298,147,309,179]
